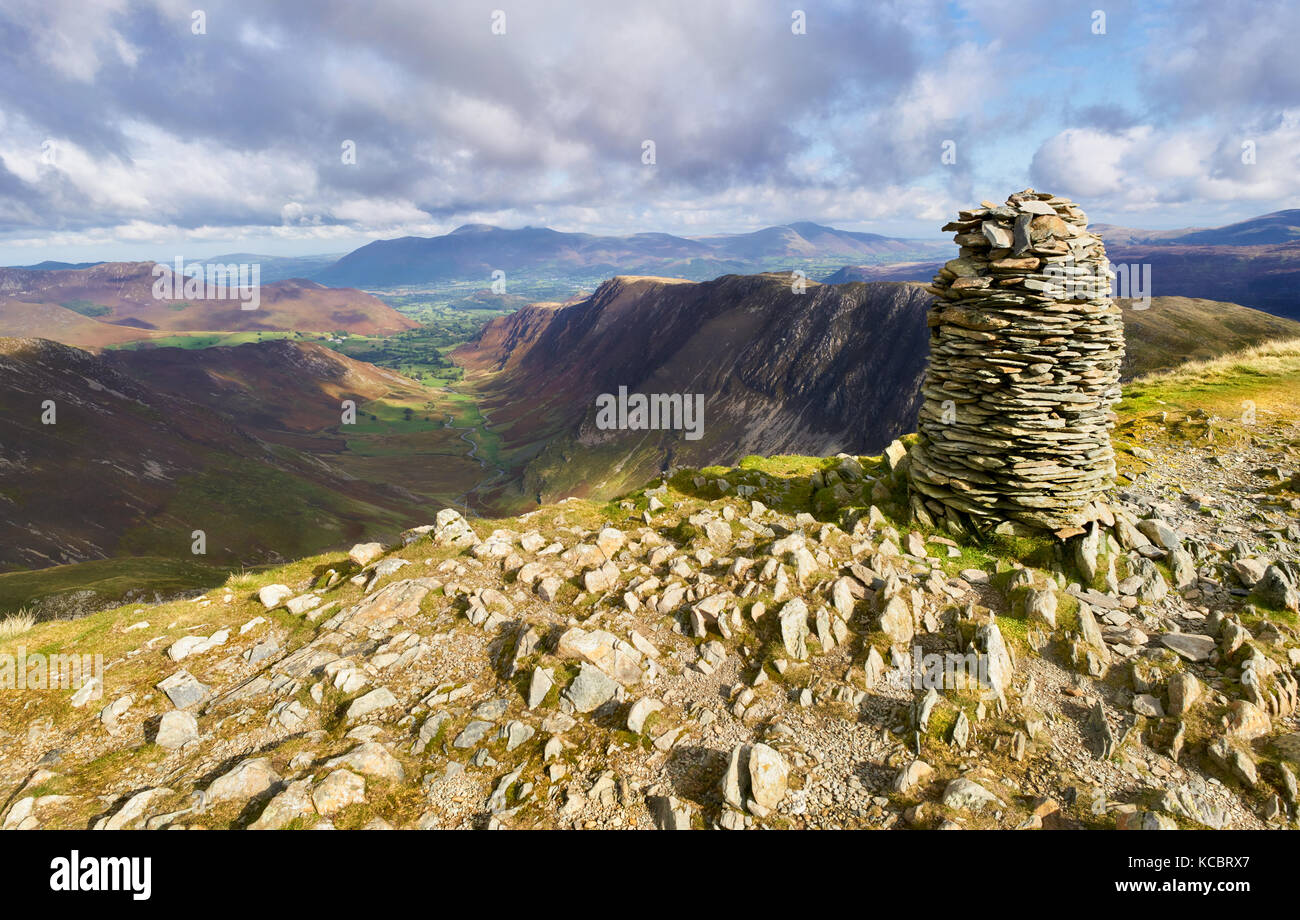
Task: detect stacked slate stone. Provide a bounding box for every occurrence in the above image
[909,189,1125,533]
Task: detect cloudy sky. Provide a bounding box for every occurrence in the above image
[0,0,1296,264]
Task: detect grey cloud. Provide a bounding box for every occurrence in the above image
[0,0,1293,242]
[1066,104,1145,132]
[0,0,946,234]
[1139,0,1300,115]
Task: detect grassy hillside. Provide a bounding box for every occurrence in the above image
[1118,297,1300,378]
[0,338,492,609]
[1119,338,1300,419]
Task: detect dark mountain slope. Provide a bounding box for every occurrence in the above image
[456,274,1300,507]
[456,275,935,505]
[826,241,1300,321]
[1105,242,1300,321]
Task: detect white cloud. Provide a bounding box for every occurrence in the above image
[1,0,1297,260]
[1031,126,1151,199]
[1031,113,1300,215]
[13,0,133,82]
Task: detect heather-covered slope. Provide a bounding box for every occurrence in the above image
[0,339,468,585]
[0,262,417,347]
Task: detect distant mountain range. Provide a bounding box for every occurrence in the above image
[191,252,349,284]
[1092,209,1300,246]
[6,254,346,283]
[241,208,1300,322]
[8,260,105,271]
[0,261,416,347]
[314,222,950,288]
[824,209,1300,321]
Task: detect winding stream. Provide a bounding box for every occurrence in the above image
[443,406,507,511]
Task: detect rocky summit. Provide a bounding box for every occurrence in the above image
[2,330,1300,833]
[911,189,1125,532]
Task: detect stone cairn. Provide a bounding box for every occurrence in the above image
[908,189,1125,533]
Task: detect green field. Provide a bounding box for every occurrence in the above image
[328,327,472,385]
[108,330,302,350]
[60,299,112,317]
[105,320,492,388]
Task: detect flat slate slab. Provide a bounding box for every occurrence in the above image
[157,669,212,710]
[1160,632,1216,662]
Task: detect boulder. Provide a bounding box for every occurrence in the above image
[1161,633,1216,662]
[325,742,406,781]
[778,599,810,660]
[892,759,934,794]
[250,780,315,830]
[312,770,366,815]
[155,710,199,750]
[257,584,293,609]
[941,777,1002,811]
[206,758,281,805]
[156,669,212,710]
[1167,672,1203,716]
[627,698,664,734]
[348,542,385,566]
[345,687,399,722]
[555,627,643,685]
[878,595,914,647]
[562,663,620,713]
[1254,564,1299,613]
[747,743,788,810]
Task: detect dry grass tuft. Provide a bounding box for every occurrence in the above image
[1135,336,1300,386]
[0,608,37,638]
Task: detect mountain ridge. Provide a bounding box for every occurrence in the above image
[315,223,949,288]
[0,261,417,347]
[457,276,1300,508]
[1094,209,1300,246]
[455,276,964,507]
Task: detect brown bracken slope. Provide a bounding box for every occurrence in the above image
[0,262,417,347]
